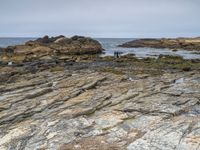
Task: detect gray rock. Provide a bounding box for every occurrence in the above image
[0,62,199,150]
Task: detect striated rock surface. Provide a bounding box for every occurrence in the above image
[0,37,200,149]
[0,58,200,150]
[0,35,103,63]
[119,37,200,51]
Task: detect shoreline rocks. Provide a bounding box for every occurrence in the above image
[0,59,200,149]
[0,35,103,63]
[119,37,200,51]
[0,36,200,150]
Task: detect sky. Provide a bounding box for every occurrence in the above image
[0,0,200,38]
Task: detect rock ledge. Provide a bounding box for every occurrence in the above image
[119,37,200,50]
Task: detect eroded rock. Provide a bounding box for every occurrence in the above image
[0,61,199,150]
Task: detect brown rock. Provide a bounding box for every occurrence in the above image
[1,35,103,63]
[119,37,200,51]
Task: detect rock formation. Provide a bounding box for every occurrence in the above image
[119,37,200,51]
[0,35,103,63]
[0,59,200,150]
[0,36,200,150]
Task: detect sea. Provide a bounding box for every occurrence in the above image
[0,37,200,59]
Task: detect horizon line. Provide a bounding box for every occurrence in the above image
[0,35,200,39]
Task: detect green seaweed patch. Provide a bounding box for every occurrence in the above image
[99,67,125,75]
[157,55,184,64]
[101,55,200,73]
[50,66,65,72]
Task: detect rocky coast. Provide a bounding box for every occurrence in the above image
[119,37,200,51]
[0,36,200,150]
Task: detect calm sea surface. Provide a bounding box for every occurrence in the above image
[0,38,200,59]
[0,38,36,48]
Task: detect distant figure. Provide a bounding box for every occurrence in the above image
[114,51,123,58]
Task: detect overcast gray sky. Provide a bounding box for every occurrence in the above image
[0,0,200,38]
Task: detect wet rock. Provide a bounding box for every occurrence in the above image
[172,49,178,52]
[182,67,191,72]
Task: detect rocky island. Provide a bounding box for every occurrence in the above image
[0,36,200,150]
[119,37,200,51]
[0,35,103,63]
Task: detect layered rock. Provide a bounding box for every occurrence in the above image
[119,37,200,50]
[0,57,200,150]
[0,35,103,63]
[0,36,200,149]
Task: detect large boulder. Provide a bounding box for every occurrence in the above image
[50,36,103,55]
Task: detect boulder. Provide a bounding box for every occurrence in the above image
[35,35,51,43]
[54,37,72,45]
[34,35,65,44]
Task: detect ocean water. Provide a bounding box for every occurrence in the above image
[97,38,200,59]
[0,38,36,48]
[0,38,200,59]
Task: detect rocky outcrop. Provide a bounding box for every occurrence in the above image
[0,36,200,150]
[0,35,103,63]
[119,37,200,51]
[0,57,200,150]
